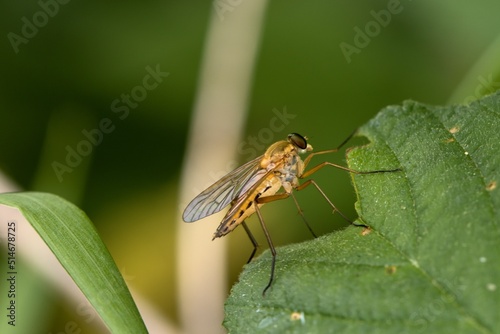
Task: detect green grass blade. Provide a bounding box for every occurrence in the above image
[0,192,148,334]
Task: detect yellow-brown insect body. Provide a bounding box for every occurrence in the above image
[183,131,401,295]
[212,139,313,239]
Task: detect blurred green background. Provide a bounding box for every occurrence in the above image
[1,1,500,333]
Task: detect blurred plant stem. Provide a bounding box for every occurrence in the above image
[177,1,269,333]
[31,106,93,203]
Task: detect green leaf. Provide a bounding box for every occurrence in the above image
[0,192,147,334]
[224,92,500,333]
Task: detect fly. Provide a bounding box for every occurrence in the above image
[182,131,400,295]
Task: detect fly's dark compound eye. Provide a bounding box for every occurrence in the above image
[288,133,308,149]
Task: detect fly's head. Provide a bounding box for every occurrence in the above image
[287,133,313,154]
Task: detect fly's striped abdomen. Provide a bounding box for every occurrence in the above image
[212,175,281,239]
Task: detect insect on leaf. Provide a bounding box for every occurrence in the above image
[224,92,500,333]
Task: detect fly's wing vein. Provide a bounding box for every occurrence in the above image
[219,168,274,226]
[182,155,264,222]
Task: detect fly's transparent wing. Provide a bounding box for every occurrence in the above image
[219,168,274,224]
[182,155,265,222]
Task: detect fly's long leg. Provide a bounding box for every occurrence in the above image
[297,162,399,227]
[253,201,276,296]
[242,221,259,264]
[253,190,325,295]
[253,178,364,295]
[295,179,355,225]
[257,192,317,238]
[301,161,401,179]
[301,130,401,176]
[301,129,358,171]
[290,192,317,238]
[298,131,400,227]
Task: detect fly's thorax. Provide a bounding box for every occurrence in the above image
[260,140,295,169]
[276,153,303,191]
[259,139,310,192]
